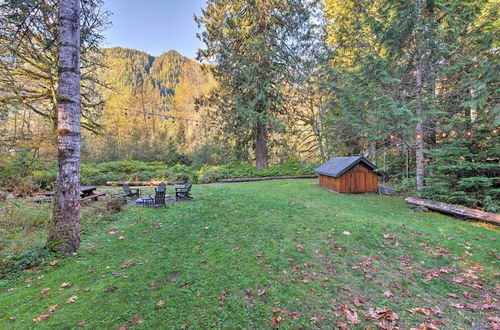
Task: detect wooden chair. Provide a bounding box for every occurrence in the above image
[123,184,141,198]
[156,182,167,193]
[175,182,192,201]
[144,190,167,207]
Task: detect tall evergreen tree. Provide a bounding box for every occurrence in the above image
[196,0,314,169]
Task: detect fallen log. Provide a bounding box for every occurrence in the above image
[405,197,500,225]
[106,181,182,186]
[217,175,318,183]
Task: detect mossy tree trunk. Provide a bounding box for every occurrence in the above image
[48,0,82,253]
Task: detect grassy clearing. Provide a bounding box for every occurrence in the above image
[0,180,498,328]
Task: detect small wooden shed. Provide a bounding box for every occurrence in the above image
[315,156,382,193]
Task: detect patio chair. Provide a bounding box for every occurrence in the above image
[144,190,167,207]
[123,184,141,198]
[156,182,167,193]
[175,182,192,201]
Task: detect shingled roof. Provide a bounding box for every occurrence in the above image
[315,156,382,178]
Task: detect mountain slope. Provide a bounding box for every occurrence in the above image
[101,47,191,97]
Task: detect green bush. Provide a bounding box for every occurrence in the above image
[199,167,225,183]
[197,159,316,183]
[422,126,499,212]
[1,244,57,278]
[32,169,57,189]
[22,158,317,188]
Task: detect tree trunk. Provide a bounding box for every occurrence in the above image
[415,56,425,192]
[405,197,500,225]
[255,120,268,169]
[48,0,82,254]
[415,0,425,193]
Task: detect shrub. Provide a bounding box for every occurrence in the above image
[1,244,57,278]
[199,167,224,183]
[18,159,317,189]
[104,197,127,213]
[32,169,57,190]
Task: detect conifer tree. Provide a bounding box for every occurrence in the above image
[196,0,314,168]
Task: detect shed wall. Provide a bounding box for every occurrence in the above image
[319,163,378,193]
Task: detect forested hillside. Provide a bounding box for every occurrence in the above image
[84,47,216,162]
[99,48,189,97]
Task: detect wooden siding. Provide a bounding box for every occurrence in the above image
[319,163,378,193]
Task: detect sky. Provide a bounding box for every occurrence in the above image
[103,0,207,59]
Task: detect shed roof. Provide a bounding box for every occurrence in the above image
[315,156,382,178]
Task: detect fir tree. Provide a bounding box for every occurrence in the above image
[196,0,315,168]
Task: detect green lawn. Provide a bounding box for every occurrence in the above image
[1,180,498,329]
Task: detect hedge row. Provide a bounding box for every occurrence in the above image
[31,159,317,189]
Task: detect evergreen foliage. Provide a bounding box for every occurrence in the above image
[422,126,500,212]
[196,0,316,168]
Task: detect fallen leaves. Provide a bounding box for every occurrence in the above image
[218,289,228,302]
[342,231,351,236]
[41,287,50,298]
[340,304,360,325]
[130,315,145,326]
[66,295,78,304]
[120,261,136,269]
[104,285,118,292]
[33,304,58,322]
[352,296,364,307]
[270,309,285,328]
[383,234,398,239]
[450,302,466,309]
[406,307,431,316]
[149,279,164,287]
[488,316,500,329]
[244,295,254,307]
[364,307,399,329]
[450,276,483,290]
[49,260,59,266]
[257,288,268,297]
[156,300,165,309]
[383,290,393,298]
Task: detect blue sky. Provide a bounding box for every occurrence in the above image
[103,0,207,59]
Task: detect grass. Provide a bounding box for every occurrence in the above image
[0,179,498,329]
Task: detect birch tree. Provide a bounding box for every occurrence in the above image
[47,0,82,253]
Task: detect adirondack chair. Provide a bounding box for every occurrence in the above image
[175,182,192,201]
[123,184,141,198]
[144,190,167,207]
[156,182,167,193]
